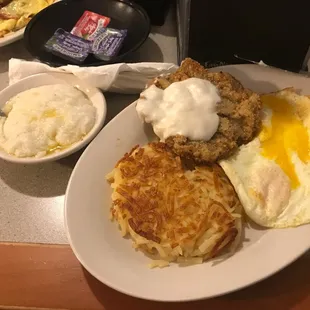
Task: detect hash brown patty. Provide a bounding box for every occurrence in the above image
[107,142,242,266]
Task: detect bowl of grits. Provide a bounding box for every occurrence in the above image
[0,72,106,164]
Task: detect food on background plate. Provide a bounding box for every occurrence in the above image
[0,84,96,158]
[220,88,310,228]
[136,58,262,163]
[44,28,91,65]
[106,142,243,268]
[0,0,54,38]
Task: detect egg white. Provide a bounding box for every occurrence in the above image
[220,90,310,228]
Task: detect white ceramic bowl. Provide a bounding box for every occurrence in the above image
[0,72,106,164]
[65,64,310,302]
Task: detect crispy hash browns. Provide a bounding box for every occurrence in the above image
[152,58,262,163]
[106,142,242,268]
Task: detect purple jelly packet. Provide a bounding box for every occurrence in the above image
[44,28,91,64]
[91,27,127,61]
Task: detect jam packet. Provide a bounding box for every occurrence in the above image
[44,28,91,64]
[71,10,111,41]
[92,27,127,61]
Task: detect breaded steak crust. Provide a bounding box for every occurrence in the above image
[153,58,262,163]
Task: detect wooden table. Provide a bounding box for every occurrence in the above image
[1,242,309,310]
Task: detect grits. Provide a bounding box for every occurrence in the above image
[0,84,96,158]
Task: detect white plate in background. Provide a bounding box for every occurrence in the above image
[65,64,310,301]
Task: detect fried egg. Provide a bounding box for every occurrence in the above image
[220,88,310,228]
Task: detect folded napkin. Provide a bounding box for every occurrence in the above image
[8,58,178,94]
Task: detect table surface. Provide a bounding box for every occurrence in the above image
[0,7,309,310]
[1,243,310,310]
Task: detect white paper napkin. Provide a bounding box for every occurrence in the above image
[8,58,178,94]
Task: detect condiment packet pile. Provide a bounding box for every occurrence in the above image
[44,11,128,64]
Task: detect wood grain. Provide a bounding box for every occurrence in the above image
[0,242,309,310]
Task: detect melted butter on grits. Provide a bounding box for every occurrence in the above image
[0,84,96,158]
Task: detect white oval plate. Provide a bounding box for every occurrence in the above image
[65,64,310,302]
[0,72,106,164]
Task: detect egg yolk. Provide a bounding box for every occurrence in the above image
[259,95,310,189]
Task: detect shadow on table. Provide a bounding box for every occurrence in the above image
[82,253,310,310]
[0,41,32,74]
[0,158,75,197]
[151,5,176,38]
[0,142,92,197]
[123,37,164,63]
[104,93,138,123]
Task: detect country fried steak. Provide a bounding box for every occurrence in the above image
[153,58,262,163]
